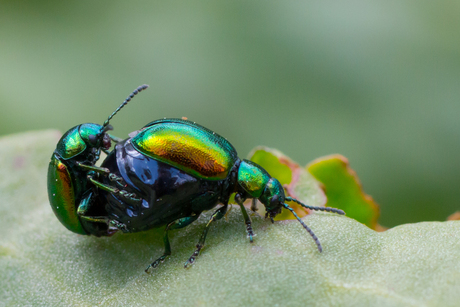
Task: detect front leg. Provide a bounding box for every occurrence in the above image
[76,162,142,202]
[235,193,255,243]
[86,172,142,203]
[76,161,110,175]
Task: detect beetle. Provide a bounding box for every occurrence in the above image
[47,85,345,273]
[47,85,149,237]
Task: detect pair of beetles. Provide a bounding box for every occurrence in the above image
[47,85,345,273]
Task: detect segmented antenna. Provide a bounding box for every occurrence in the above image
[283,203,322,252]
[285,197,345,215]
[102,84,149,129]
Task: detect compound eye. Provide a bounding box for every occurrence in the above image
[88,134,98,146]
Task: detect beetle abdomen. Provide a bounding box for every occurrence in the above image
[132,120,238,180]
[100,141,227,231]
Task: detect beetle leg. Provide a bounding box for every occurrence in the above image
[76,161,110,174]
[250,198,258,212]
[87,175,119,193]
[77,162,132,191]
[145,222,174,273]
[235,193,255,243]
[184,205,228,268]
[108,220,129,233]
[145,215,200,273]
[77,191,109,222]
[79,215,108,223]
[87,174,142,203]
[77,162,136,194]
[81,167,142,202]
[76,191,122,234]
[107,173,129,189]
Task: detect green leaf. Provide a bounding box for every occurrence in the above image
[308,154,381,229]
[1,131,460,306]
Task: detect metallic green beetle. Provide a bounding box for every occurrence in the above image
[48,84,345,272]
[47,85,149,237]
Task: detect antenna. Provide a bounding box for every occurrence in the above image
[102,84,149,129]
[282,203,322,252]
[285,197,345,215]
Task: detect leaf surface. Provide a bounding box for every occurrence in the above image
[1,131,459,307]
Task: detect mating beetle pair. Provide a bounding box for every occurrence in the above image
[47,85,345,272]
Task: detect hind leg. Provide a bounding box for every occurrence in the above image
[145,215,200,273]
[184,205,228,268]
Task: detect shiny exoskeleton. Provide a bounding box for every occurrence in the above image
[47,85,345,273]
[100,124,238,234]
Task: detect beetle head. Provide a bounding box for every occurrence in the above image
[55,123,111,162]
[54,84,149,162]
[258,178,285,221]
[83,123,112,149]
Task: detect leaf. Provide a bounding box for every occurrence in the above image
[1,131,459,306]
[307,154,381,229]
[447,211,460,221]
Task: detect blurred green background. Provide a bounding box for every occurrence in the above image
[1,1,459,227]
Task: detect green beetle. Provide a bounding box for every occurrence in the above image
[47,85,149,237]
[48,85,345,272]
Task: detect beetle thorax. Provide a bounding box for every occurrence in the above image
[236,159,285,217]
